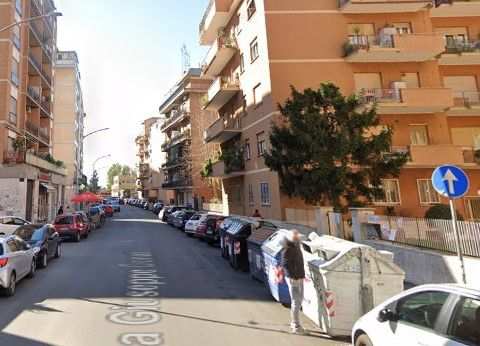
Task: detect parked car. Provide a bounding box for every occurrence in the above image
[172,210,196,230]
[161,206,186,222]
[0,216,30,236]
[14,224,61,268]
[167,210,183,226]
[88,206,105,228]
[185,213,208,236]
[0,235,36,296]
[202,215,226,245]
[74,212,93,233]
[53,214,89,242]
[143,202,149,210]
[352,284,480,346]
[110,202,121,213]
[195,214,225,240]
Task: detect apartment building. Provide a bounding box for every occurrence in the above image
[135,117,172,203]
[199,0,480,221]
[0,0,65,222]
[111,174,136,198]
[158,68,222,210]
[53,51,85,208]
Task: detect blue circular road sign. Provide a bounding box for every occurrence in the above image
[431,165,470,199]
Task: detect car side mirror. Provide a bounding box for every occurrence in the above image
[378,308,398,323]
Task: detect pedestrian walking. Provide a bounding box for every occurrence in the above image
[279,229,306,334]
[57,205,64,216]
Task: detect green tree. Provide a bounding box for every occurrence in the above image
[89,170,100,194]
[106,164,134,189]
[264,83,408,211]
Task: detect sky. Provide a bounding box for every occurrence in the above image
[55,0,209,185]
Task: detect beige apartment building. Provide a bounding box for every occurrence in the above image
[0,0,66,222]
[53,50,85,208]
[199,0,480,222]
[111,174,136,198]
[135,117,172,203]
[158,68,222,210]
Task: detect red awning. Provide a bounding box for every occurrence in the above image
[71,192,102,203]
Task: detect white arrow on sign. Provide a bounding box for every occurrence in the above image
[443,169,458,195]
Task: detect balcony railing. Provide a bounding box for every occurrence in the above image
[27,85,41,103]
[3,151,26,165]
[204,75,240,110]
[39,127,49,143]
[204,115,242,143]
[25,120,39,137]
[445,39,480,54]
[452,91,480,108]
[161,110,190,131]
[202,33,238,76]
[41,100,51,113]
[161,130,191,151]
[29,53,42,73]
[360,88,401,103]
[162,177,193,189]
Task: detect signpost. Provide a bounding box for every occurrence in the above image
[432,165,470,285]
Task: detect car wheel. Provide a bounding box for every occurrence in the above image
[4,273,16,296]
[54,244,61,258]
[40,251,48,269]
[27,260,36,278]
[355,334,373,346]
[75,232,81,242]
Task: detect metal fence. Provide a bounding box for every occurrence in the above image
[371,216,480,258]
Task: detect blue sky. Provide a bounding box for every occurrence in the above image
[55,0,209,185]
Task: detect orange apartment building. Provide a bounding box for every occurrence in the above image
[0,0,65,222]
[158,68,222,210]
[198,0,480,222]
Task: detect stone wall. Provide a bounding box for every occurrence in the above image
[0,178,27,218]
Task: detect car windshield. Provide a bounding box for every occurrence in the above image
[55,216,74,225]
[15,226,45,242]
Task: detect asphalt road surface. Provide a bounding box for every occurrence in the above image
[0,207,349,346]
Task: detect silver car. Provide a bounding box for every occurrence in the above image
[0,235,36,297]
[0,216,30,235]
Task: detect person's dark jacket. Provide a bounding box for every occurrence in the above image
[281,239,305,280]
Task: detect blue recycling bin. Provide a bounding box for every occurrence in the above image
[261,230,291,305]
[247,227,276,283]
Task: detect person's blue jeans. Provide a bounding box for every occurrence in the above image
[287,278,304,329]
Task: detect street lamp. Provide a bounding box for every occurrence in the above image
[83,128,110,140]
[92,154,111,171]
[0,11,63,34]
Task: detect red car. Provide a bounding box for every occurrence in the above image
[53,214,90,242]
[195,215,225,242]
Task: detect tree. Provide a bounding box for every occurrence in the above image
[106,164,135,189]
[264,83,408,211]
[89,170,100,194]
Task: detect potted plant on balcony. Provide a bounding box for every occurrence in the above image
[219,146,245,174]
[201,159,214,178]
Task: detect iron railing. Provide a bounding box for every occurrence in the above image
[371,215,480,258]
[452,91,480,108]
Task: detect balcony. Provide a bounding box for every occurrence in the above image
[431,0,480,18]
[202,33,238,77]
[161,110,190,132]
[3,151,25,165]
[8,112,17,126]
[203,76,240,111]
[161,130,191,152]
[204,115,242,143]
[25,152,67,176]
[25,120,40,137]
[449,91,480,116]
[27,85,41,104]
[39,127,49,143]
[407,145,477,167]
[162,178,193,189]
[199,0,240,45]
[344,32,445,63]
[359,87,454,114]
[440,39,480,66]
[338,0,431,13]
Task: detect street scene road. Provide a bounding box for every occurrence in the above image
[0,207,348,346]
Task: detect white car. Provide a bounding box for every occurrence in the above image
[0,216,30,236]
[352,284,480,346]
[184,213,207,236]
[0,235,36,296]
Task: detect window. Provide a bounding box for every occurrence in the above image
[250,37,259,63]
[373,179,401,205]
[260,183,270,206]
[256,132,266,156]
[240,53,245,74]
[409,125,429,145]
[245,139,251,160]
[395,291,449,330]
[253,83,261,106]
[9,96,17,125]
[417,179,440,205]
[11,59,19,86]
[247,0,256,19]
[448,297,480,345]
[248,184,254,206]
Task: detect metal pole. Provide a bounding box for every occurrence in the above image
[449,199,467,285]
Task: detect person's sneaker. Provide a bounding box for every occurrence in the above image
[290,326,306,335]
